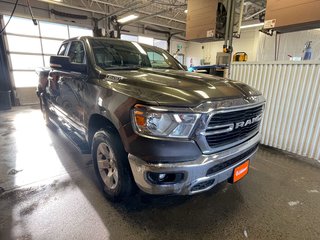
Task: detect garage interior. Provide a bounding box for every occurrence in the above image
[0,0,320,239]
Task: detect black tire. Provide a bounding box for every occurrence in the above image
[92,129,136,202]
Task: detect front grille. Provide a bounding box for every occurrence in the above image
[205,105,263,148]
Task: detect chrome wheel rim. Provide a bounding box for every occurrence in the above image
[96,142,118,190]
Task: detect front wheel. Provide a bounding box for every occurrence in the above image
[92,129,136,201]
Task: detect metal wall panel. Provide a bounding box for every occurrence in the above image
[231,62,320,161]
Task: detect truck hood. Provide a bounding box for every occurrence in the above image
[99,68,261,107]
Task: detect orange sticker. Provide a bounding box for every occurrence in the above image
[233,160,250,183]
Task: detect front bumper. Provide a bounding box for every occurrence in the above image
[128,133,260,195]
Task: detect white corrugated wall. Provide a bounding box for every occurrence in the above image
[231,61,320,161]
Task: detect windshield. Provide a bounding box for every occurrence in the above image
[89,38,184,70]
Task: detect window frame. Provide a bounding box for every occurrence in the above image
[57,42,70,56]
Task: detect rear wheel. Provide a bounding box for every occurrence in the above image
[92,129,135,201]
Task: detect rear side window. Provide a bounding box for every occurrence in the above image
[57,43,68,56]
[67,41,85,64]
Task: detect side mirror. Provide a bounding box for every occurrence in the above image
[50,55,87,74]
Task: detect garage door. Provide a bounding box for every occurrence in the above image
[3,16,92,103]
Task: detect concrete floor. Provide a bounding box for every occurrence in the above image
[1,106,320,240]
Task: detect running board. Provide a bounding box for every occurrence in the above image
[48,112,90,154]
[59,122,91,154]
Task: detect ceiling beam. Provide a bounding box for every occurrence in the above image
[37,0,185,31]
[91,0,186,24]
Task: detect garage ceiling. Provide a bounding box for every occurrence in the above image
[37,0,265,32]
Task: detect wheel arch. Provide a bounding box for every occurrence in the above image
[87,114,119,151]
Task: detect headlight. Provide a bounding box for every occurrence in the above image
[132,105,200,139]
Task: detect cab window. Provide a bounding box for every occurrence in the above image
[57,43,68,56]
[67,41,85,64]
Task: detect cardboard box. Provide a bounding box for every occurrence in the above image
[265,0,320,32]
[186,0,219,41]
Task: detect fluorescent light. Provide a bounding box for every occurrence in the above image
[118,14,139,23]
[240,22,264,29]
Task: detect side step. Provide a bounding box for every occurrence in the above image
[49,114,90,154]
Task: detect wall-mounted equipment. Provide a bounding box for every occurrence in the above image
[264,0,320,33]
[216,52,230,65]
[233,52,248,62]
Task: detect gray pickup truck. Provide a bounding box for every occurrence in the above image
[37,36,265,201]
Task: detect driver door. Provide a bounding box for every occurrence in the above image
[56,41,87,133]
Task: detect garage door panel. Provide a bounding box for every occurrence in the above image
[10,54,44,70]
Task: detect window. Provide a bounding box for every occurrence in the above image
[4,16,93,88]
[90,39,149,69]
[138,36,154,46]
[39,21,69,39]
[90,39,182,70]
[121,34,138,42]
[121,35,168,50]
[147,51,172,69]
[43,56,51,67]
[4,15,39,36]
[10,54,43,70]
[154,39,168,50]
[6,35,42,53]
[69,26,93,38]
[42,39,63,55]
[68,41,85,63]
[13,71,38,88]
[58,43,69,55]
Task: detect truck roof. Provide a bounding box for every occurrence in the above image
[62,36,168,52]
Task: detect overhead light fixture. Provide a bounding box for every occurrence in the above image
[118,14,139,23]
[184,9,188,13]
[240,22,264,29]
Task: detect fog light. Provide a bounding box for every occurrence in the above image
[147,172,184,185]
[158,173,166,180]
